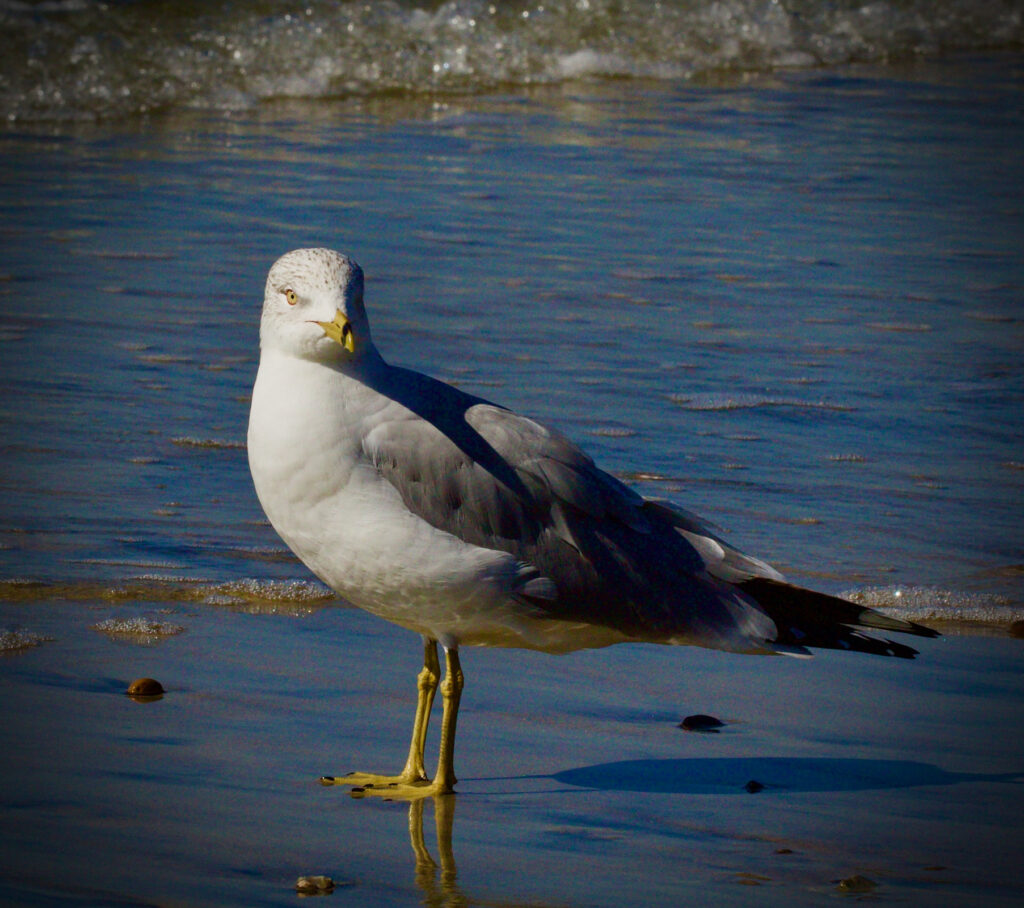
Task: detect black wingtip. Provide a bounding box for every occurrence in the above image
[853,607,941,639]
[739,578,939,659]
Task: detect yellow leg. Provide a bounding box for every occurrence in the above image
[433,647,463,793]
[322,642,464,800]
[320,637,438,789]
[400,638,441,782]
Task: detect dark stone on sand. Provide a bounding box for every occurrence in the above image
[126,677,164,699]
[836,874,877,893]
[1009,621,1024,638]
[295,875,335,894]
[679,714,725,732]
[744,780,764,793]
[774,848,794,854]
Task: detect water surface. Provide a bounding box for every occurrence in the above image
[0,20,1022,908]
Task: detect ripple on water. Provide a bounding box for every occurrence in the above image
[965,311,1019,323]
[865,322,932,332]
[0,629,54,652]
[670,393,855,412]
[200,579,337,614]
[0,578,335,615]
[170,436,246,450]
[91,616,185,644]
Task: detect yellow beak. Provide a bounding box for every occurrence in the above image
[315,309,355,353]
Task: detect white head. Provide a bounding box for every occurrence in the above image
[260,248,376,363]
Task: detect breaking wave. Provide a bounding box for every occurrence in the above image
[1,0,1021,121]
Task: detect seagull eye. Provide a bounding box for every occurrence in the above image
[284,289,298,306]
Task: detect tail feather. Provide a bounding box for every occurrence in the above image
[739,578,939,660]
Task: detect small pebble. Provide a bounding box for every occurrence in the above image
[744,780,764,793]
[295,875,334,894]
[679,714,725,732]
[1008,621,1024,639]
[836,874,877,893]
[126,677,164,699]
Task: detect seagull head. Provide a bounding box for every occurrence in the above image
[261,248,375,363]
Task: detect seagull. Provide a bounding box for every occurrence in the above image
[247,248,936,800]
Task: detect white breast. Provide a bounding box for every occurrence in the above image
[247,351,548,647]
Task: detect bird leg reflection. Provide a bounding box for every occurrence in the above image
[409,795,459,904]
[322,639,464,799]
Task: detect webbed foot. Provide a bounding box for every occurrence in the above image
[320,771,453,800]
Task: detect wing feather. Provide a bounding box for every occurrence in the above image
[358,376,771,648]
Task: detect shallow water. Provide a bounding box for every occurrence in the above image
[1,26,1023,908]
[1,53,1020,619]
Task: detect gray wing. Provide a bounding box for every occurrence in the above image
[360,375,777,648]
[360,369,935,657]
[362,397,651,555]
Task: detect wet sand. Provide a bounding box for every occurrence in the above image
[1,597,1022,906]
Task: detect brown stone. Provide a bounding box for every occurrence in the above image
[126,677,164,698]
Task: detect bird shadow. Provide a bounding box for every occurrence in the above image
[540,756,1022,795]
